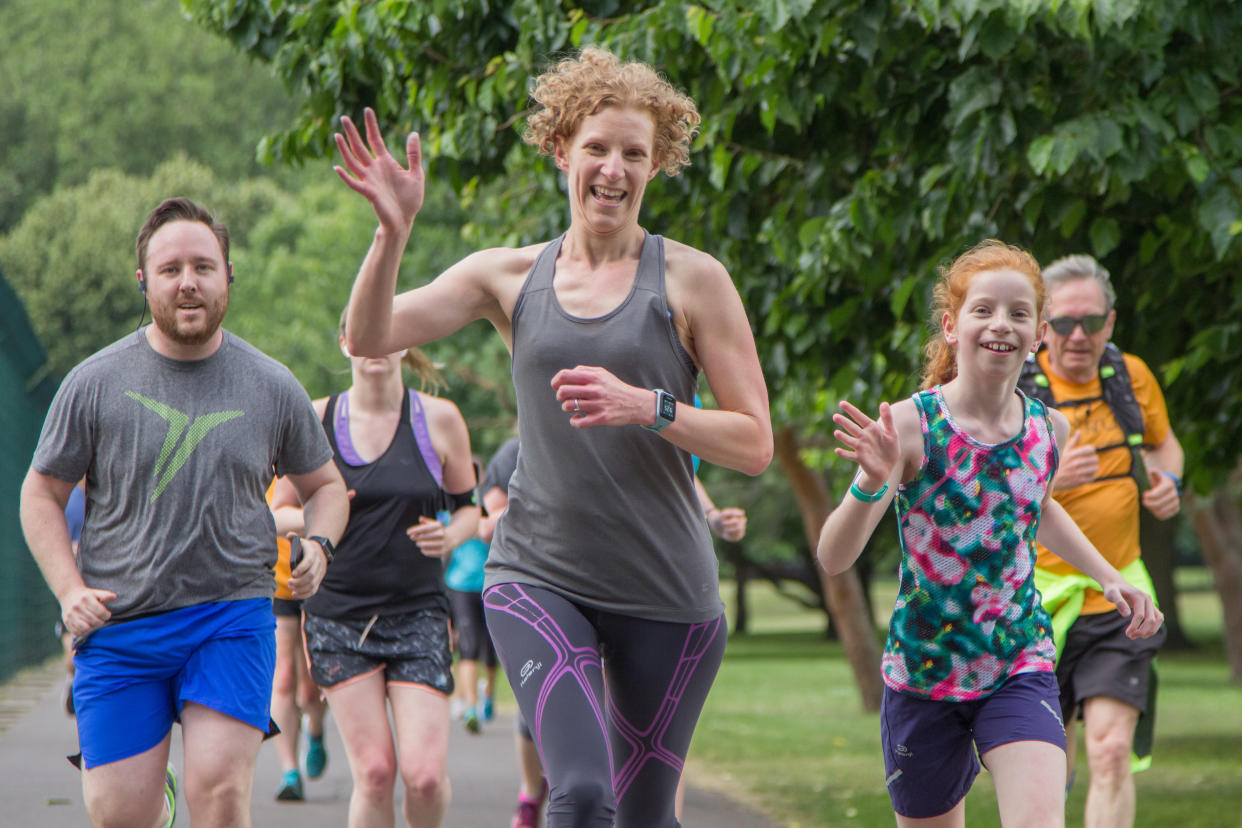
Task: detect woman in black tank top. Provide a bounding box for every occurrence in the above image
[334,47,772,828]
[273,314,479,827]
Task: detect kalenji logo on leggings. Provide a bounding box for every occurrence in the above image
[125,392,244,503]
[520,659,543,687]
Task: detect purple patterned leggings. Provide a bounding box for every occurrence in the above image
[484,583,726,828]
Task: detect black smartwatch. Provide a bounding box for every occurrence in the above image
[307,535,336,565]
[642,388,677,432]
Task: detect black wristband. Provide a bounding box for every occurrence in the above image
[444,488,477,512]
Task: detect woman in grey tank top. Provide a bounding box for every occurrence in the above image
[333,47,772,828]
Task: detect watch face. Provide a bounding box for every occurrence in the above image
[659,392,677,422]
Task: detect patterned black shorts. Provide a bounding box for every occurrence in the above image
[303,607,454,694]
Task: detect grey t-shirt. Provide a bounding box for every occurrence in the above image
[32,329,333,622]
[482,437,519,496]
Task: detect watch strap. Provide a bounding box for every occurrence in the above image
[642,388,676,432]
[308,535,335,564]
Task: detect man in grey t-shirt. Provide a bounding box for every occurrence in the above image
[20,197,349,828]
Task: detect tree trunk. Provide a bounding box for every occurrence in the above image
[1139,510,1193,650]
[1186,467,1242,682]
[721,540,750,635]
[773,426,884,711]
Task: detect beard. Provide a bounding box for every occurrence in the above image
[150,291,229,347]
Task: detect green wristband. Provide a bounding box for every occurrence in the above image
[849,474,888,503]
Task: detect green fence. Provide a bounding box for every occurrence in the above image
[0,271,61,684]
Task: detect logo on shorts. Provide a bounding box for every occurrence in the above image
[895,743,914,758]
[126,392,244,502]
[519,659,542,688]
[1040,699,1065,728]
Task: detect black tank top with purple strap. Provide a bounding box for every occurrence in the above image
[304,389,448,619]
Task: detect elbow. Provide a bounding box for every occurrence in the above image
[342,332,385,359]
[740,435,774,477]
[816,551,849,577]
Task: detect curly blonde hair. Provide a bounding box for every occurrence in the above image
[920,240,1045,390]
[523,47,701,177]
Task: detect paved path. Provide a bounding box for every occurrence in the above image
[0,659,776,826]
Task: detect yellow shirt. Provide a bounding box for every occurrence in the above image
[267,479,295,601]
[1034,350,1171,615]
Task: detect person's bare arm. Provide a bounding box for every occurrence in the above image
[270,475,307,538]
[478,486,508,544]
[695,476,747,542]
[816,399,916,575]
[20,470,116,637]
[406,396,481,557]
[1141,429,1184,519]
[335,108,516,356]
[1037,501,1163,638]
[549,244,772,475]
[283,460,350,599]
[1037,410,1163,638]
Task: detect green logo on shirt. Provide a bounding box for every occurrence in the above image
[125,392,244,502]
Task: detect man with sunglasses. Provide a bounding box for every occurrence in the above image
[1023,254,1183,828]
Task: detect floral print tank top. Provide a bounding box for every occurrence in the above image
[884,387,1058,701]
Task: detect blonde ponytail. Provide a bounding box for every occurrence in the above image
[402,348,446,394]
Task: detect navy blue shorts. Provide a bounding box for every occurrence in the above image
[73,598,276,769]
[881,670,1066,819]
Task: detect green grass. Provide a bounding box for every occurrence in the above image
[687,569,1242,827]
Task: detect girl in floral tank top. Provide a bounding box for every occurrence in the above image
[816,241,1163,824]
[887,386,1058,701]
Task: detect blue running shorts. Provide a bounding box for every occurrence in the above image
[73,598,276,769]
[881,670,1066,819]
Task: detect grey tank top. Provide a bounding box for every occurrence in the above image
[486,232,723,623]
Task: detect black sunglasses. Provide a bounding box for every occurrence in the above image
[1048,314,1108,336]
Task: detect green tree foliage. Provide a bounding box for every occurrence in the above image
[0,157,286,377]
[184,0,1242,490]
[0,160,515,457]
[227,177,517,458]
[0,0,299,231]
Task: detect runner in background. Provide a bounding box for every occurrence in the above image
[275,312,480,827]
[816,240,1162,826]
[445,458,499,735]
[58,478,87,716]
[266,479,329,802]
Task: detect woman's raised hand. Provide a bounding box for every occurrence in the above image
[334,107,425,232]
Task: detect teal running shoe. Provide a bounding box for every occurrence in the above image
[276,768,304,801]
[306,733,327,779]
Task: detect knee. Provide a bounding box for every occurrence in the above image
[549,776,615,825]
[184,772,248,816]
[354,755,398,799]
[402,766,448,806]
[1086,730,1132,781]
[85,792,164,828]
[295,682,322,712]
[272,662,296,697]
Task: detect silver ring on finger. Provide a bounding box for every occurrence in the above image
[574,398,581,412]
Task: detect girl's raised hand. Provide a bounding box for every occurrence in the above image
[334,107,425,233]
[834,400,899,487]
